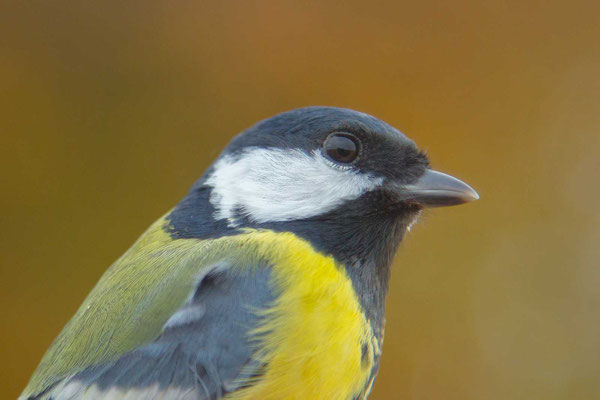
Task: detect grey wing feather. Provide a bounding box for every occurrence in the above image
[31,262,274,400]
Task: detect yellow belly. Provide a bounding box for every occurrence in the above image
[226,230,378,400]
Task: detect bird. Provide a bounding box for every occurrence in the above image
[20,106,478,400]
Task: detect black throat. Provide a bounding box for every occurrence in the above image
[259,191,420,337]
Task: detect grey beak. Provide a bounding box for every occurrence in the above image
[394,169,479,207]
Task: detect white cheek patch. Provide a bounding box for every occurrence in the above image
[205,147,384,225]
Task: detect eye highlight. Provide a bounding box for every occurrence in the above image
[323,132,361,164]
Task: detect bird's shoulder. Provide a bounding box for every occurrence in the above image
[21,215,275,399]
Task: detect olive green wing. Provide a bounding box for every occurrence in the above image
[21,217,273,400]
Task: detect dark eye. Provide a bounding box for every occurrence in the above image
[323,133,361,164]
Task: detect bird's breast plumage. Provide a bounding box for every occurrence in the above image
[227,229,379,400]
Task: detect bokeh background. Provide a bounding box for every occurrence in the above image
[2,1,599,399]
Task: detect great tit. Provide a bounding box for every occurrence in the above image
[21,106,478,400]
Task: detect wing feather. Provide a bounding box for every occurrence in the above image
[21,218,275,400]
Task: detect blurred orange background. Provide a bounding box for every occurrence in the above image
[1,1,599,399]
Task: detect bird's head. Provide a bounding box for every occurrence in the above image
[169,106,477,266]
[204,107,477,225]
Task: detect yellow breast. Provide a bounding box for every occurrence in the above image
[227,230,377,400]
